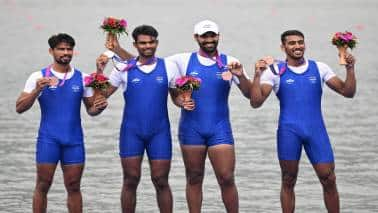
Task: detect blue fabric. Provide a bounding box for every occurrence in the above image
[119,58,172,159]
[179,52,234,146]
[276,60,334,164]
[36,68,85,164]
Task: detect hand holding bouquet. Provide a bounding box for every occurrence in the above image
[332,31,357,65]
[84,73,111,98]
[175,76,201,101]
[101,17,128,51]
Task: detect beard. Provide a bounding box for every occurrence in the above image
[199,41,218,54]
[138,48,156,58]
[55,55,72,65]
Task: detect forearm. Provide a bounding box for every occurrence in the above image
[237,75,251,98]
[16,90,40,113]
[169,89,183,108]
[343,66,356,98]
[250,74,264,108]
[113,46,134,60]
[86,105,104,116]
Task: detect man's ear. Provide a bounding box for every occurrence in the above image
[48,48,53,55]
[280,44,285,52]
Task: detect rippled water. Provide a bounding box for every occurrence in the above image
[1,0,377,212]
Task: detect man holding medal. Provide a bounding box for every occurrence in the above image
[96,25,182,213]
[105,20,250,213]
[16,33,108,213]
[250,30,356,213]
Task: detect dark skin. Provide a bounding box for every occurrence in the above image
[250,35,356,213]
[16,42,107,213]
[97,34,174,213]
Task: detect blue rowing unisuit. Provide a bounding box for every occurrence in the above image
[119,58,172,160]
[179,52,234,146]
[276,60,334,164]
[36,68,85,164]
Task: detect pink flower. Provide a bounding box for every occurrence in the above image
[120,19,127,27]
[84,76,94,86]
[176,77,189,87]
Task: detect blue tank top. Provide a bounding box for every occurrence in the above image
[180,52,230,133]
[122,58,169,135]
[276,60,325,130]
[38,68,84,144]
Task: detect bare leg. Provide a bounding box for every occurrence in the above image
[180,145,207,213]
[33,163,57,213]
[279,160,299,213]
[62,164,84,213]
[208,144,238,213]
[149,159,172,213]
[313,163,339,213]
[120,157,143,213]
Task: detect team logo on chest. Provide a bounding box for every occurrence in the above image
[72,85,81,92]
[156,76,164,83]
[308,76,317,84]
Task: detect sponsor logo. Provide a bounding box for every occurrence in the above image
[72,85,81,92]
[216,72,223,79]
[189,71,199,76]
[286,78,295,84]
[131,78,141,84]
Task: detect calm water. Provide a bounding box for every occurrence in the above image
[0,0,377,212]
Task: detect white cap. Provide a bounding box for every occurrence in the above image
[194,20,219,35]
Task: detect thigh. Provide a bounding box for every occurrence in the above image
[304,127,334,164]
[61,143,85,165]
[36,138,60,164]
[180,145,207,174]
[312,163,335,178]
[208,144,235,177]
[279,160,300,181]
[121,157,143,178]
[207,120,234,146]
[146,128,172,160]
[62,164,84,186]
[277,127,303,161]
[36,163,58,184]
[119,128,145,158]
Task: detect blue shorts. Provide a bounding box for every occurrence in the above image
[179,119,234,146]
[119,125,172,160]
[277,124,334,164]
[36,137,85,165]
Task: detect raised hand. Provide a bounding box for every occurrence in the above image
[254,59,268,76]
[36,77,51,91]
[345,53,356,69]
[105,33,121,52]
[227,61,244,77]
[96,54,109,73]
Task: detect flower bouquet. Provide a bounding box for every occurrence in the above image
[331,31,357,65]
[84,73,110,98]
[175,76,201,101]
[101,17,128,51]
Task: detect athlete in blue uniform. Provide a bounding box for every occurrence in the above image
[105,20,251,213]
[96,25,180,213]
[16,33,107,213]
[250,30,356,213]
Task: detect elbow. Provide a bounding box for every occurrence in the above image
[15,103,25,114]
[344,92,356,98]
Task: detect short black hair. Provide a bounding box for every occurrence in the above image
[281,30,304,44]
[48,33,75,48]
[132,25,158,41]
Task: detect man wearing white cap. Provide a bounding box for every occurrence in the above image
[105,20,250,213]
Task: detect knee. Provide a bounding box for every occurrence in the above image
[151,175,169,191]
[319,171,337,192]
[65,179,81,193]
[281,171,297,189]
[217,173,235,188]
[186,170,204,185]
[123,174,140,189]
[36,176,53,194]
